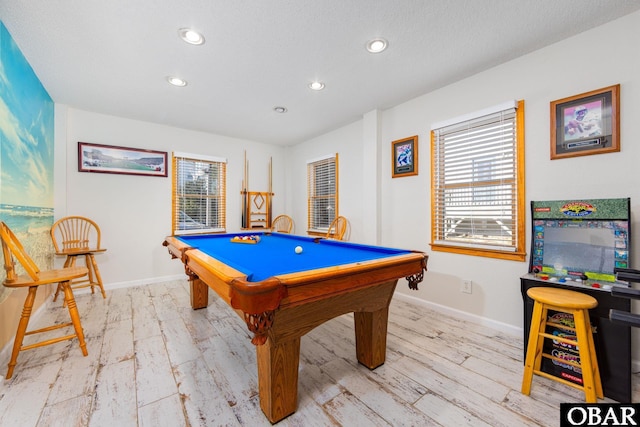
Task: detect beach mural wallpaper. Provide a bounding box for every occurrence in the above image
[0,21,55,303]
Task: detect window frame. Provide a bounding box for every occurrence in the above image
[307,153,339,236]
[172,152,227,235]
[430,100,526,261]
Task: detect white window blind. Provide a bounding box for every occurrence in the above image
[307,154,338,232]
[432,101,523,253]
[172,153,227,235]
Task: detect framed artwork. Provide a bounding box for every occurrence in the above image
[78,142,168,177]
[550,84,620,160]
[392,135,418,178]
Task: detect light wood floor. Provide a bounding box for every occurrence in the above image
[0,280,637,426]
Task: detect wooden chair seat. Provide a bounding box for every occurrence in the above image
[51,216,107,301]
[521,287,602,403]
[1,221,89,379]
[3,267,89,288]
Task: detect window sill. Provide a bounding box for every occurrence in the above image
[430,242,526,262]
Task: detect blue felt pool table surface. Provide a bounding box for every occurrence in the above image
[177,232,412,282]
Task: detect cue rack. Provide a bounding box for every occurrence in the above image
[241,151,273,230]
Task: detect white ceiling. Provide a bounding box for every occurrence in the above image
[2,1,639,146]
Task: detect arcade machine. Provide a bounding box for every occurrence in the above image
[521,197,632,402]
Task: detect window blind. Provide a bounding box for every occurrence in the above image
[172,153,227,235]
[307,154,338,232]
[432,103,521,252]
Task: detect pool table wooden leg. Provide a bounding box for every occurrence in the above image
[354,306,389,369]
[189,277,209,309]
[256,337,301,423]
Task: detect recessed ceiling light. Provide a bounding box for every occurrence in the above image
[166,76,187,87]
[308,81,325,91]
[178,28,205,45]
[273,106,288,113]
[366,38,388,53]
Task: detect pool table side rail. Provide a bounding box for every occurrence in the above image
[163,236,428,314]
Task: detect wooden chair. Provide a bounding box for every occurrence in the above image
[0,221,89,379]
[521,287,602,403]
[271,215,293,233]
[50,216,107,301]
[326,216,347,240]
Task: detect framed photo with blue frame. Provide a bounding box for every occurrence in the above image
[392,135,418,178]
[550,84,620,160]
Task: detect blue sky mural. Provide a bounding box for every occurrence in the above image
[0,21,55,302]
[1,21,54,209]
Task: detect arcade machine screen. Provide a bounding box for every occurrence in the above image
[521,197,632,402]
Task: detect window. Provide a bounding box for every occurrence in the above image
[307,154,338,234]
[172,152,227,235]
[431,100,525,261]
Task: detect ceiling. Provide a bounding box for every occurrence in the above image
[2,1,639,146]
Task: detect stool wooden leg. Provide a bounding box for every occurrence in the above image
[84,254,96,294]
[54,256,77,302]
[585,319,604,399]
[522,301,545,395]
[61,281,88,357]
[6,286,38,379]
[574,309,601,402]
[88,254,106,299]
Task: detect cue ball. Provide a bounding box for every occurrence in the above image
[295,246,303,254]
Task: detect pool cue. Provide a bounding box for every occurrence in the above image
[268,157,273,227]
[242,150,247,228]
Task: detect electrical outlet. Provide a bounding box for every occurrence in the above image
[461,279,472,294]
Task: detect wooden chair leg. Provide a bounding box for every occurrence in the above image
[88,254,106,299]
[54,256,77,302]
[61,281,88,357]
[6,286,38,379]
[84,254,96,294]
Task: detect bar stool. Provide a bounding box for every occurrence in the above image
[521,287,603,402]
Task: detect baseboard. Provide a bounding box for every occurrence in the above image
[71,274,186,295]
[394,291,640,373]
[393,291,523,338]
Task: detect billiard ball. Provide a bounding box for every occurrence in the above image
[295,246,303,254]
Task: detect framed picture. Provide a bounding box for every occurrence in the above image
[78,142,168,177]
[392,135,418,178]
[550,84,620,160]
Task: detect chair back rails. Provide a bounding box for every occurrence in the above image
[326,216,348,240]
[51,216,103,253]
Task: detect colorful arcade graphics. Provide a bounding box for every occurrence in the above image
[521,197,632,402]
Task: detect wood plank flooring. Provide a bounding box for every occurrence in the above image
[0,279,637,426]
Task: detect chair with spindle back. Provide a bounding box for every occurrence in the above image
[0,221,89,379]
[271,215,293,233]
[50,216,107,301]
[326,216,348,241]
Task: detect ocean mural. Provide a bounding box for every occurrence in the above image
[0,21,55,302]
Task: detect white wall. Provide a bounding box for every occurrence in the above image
[54,10,640,336]
[55,108,286,286]
[287,120,365,241]
[288,10,640,335]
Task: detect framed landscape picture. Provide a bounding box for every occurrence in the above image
[392,135,418,178]
[78,142,167,177]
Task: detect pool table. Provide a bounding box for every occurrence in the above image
[163,232,428,423]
